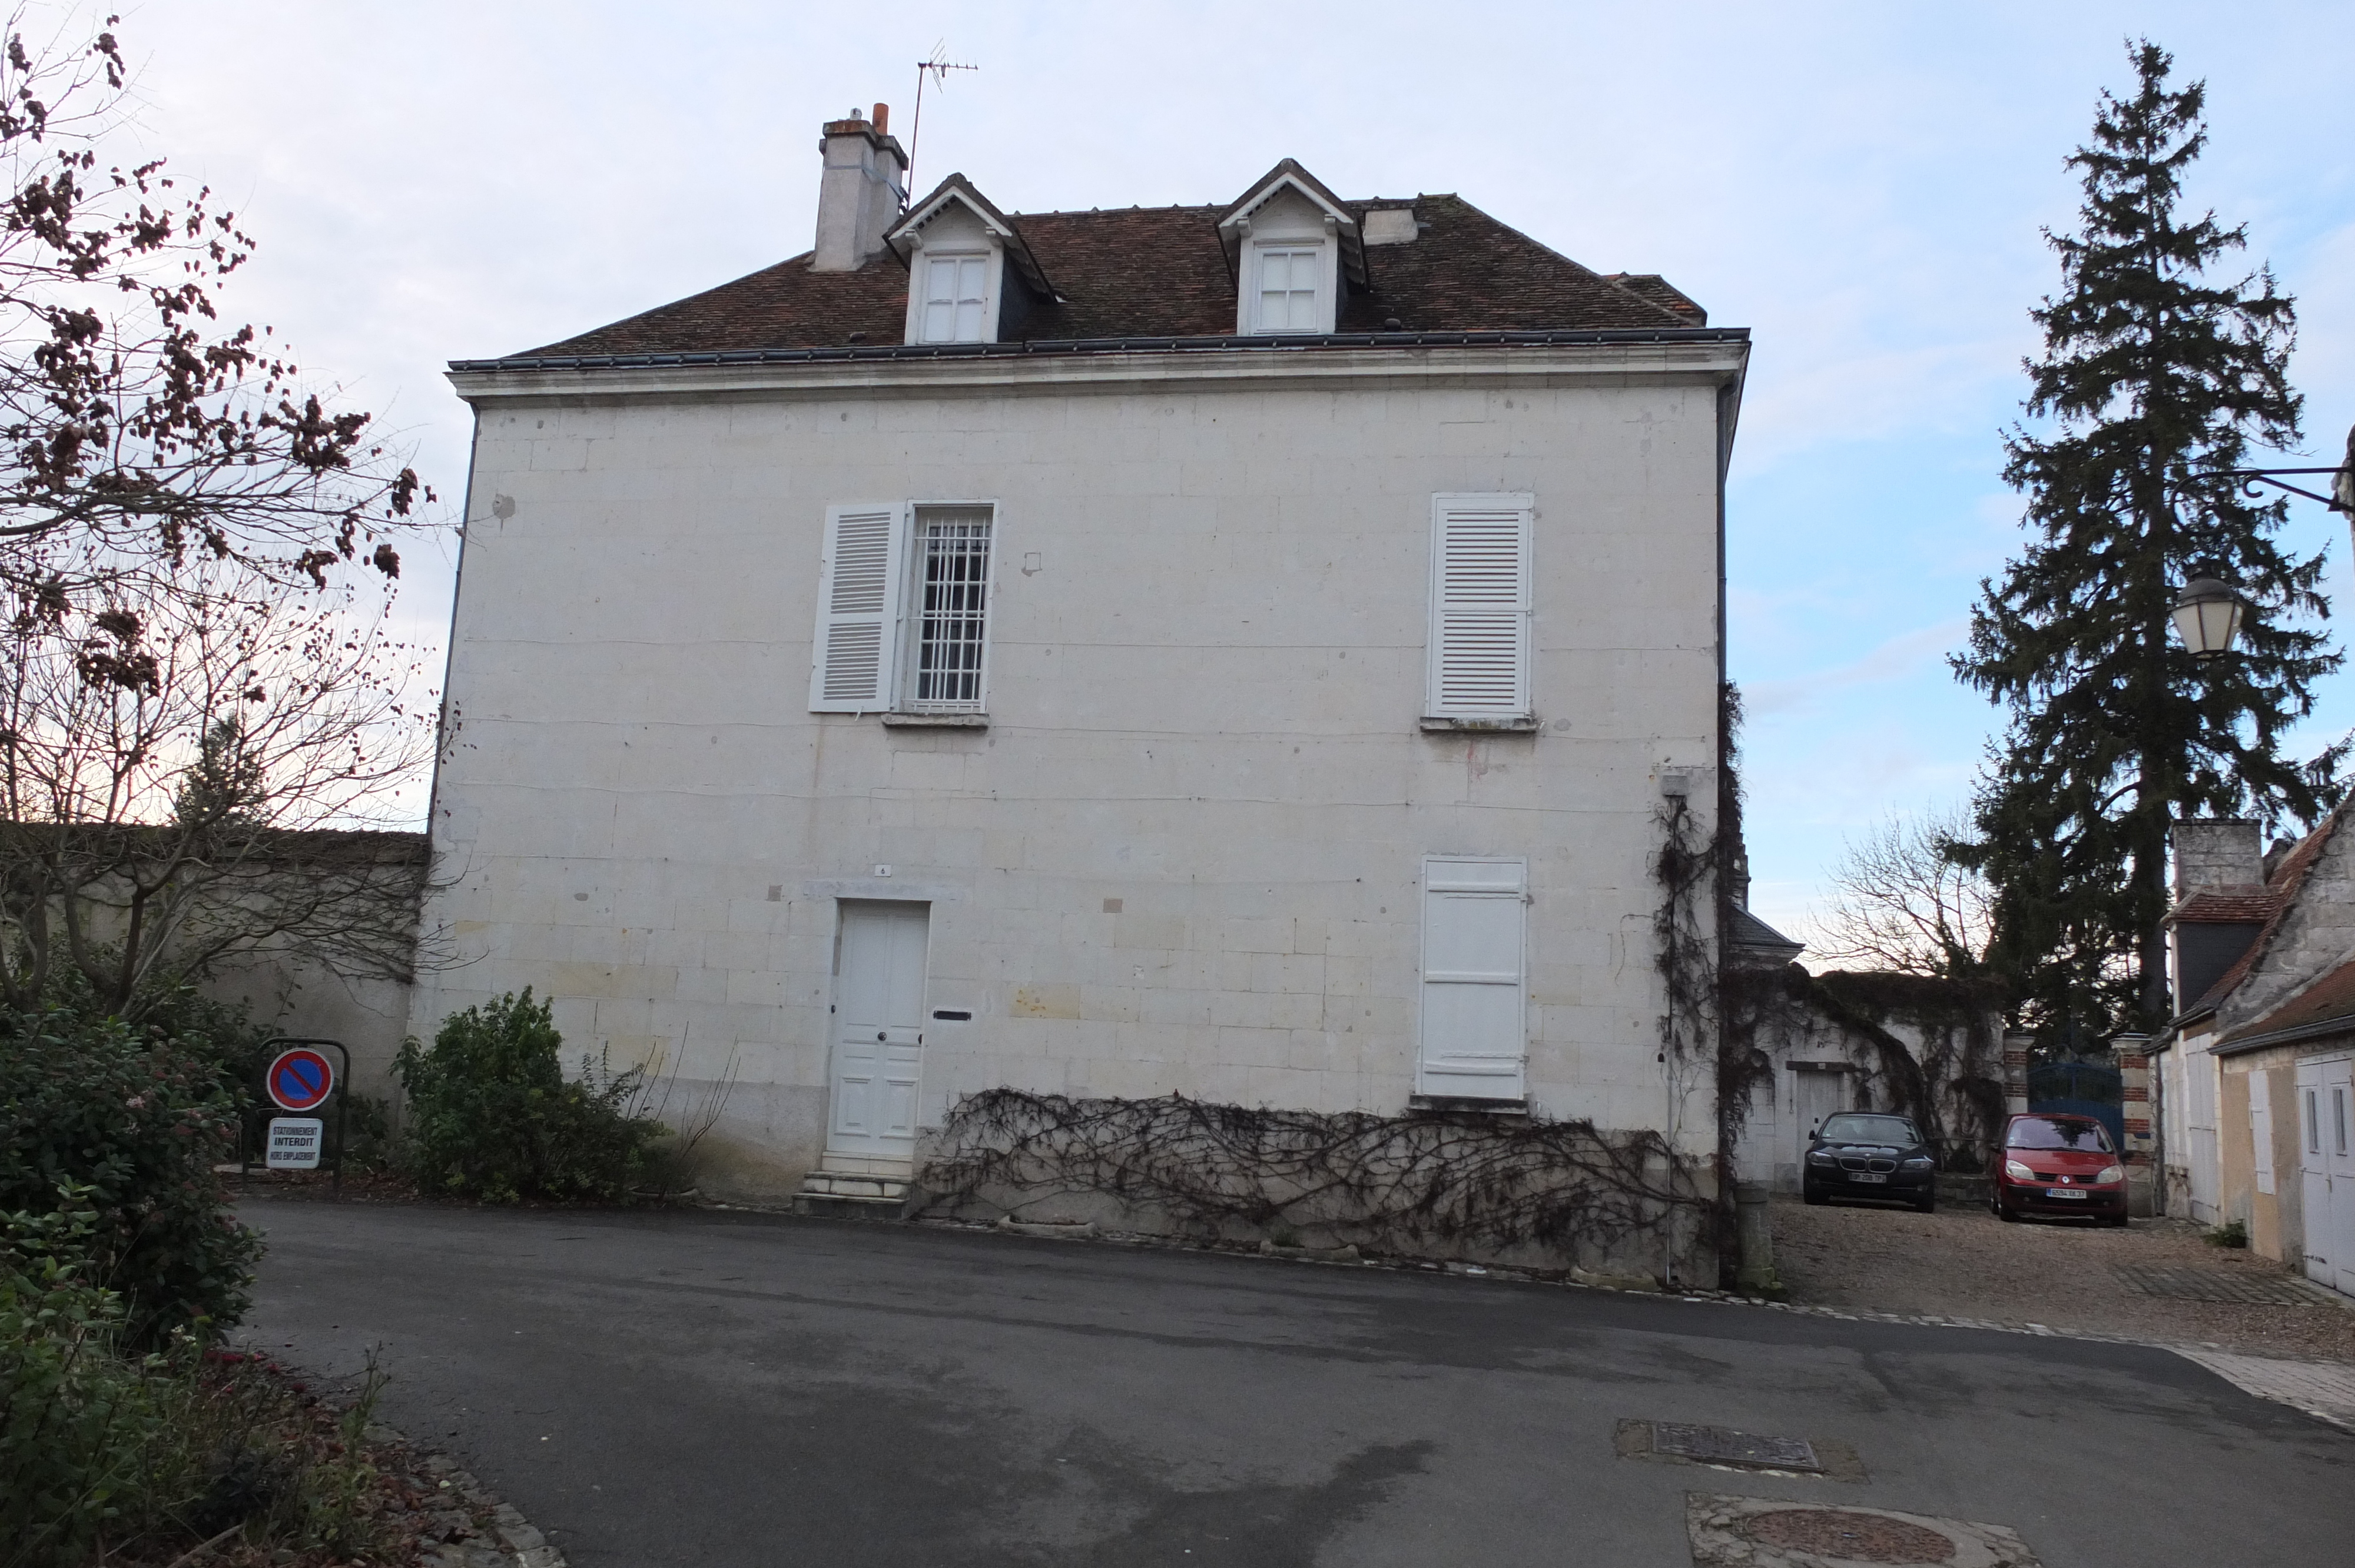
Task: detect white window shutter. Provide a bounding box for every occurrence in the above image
[1426,494,1534,718]
[808,504,908,711]
[1418,856,1528,1101]
[2251,1070,2274,1195]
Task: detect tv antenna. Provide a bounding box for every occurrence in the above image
[906,44,977,204]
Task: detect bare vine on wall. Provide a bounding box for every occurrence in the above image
[916,1088,1708,1264]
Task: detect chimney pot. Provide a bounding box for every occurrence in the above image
[872,102,888,133]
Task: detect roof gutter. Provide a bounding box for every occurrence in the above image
[449,325,1750,376]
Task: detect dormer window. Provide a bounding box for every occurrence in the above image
[884,174,1057,348]
[919,253,990,343]
[1215,160,1366,339]
[1252,245,1325,333]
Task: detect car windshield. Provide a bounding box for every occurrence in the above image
[2006,1116,2113,1152]
[1819,1114,1918,1145]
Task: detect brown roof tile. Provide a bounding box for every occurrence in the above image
[2169,888,2278,923]
[509,192,1703,361]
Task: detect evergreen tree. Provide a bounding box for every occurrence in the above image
[1953,41,2343,1038]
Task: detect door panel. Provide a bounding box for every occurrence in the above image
[2300,1063,2331,1285]
[829,902,930,1160]
[2326,1061,2355,1297]
[1794,1070,1848,1171]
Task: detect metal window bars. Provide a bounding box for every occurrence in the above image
[913,509,990,707]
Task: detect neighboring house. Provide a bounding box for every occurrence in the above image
[1724,901,2006,1193]
[2152,812,2355,1297]
[412,106,1749,1278]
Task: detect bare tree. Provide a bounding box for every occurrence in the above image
[0,10,430,638]
[0,11,447,1015]
[1813,808,1997,980]
[0,562,434,1015]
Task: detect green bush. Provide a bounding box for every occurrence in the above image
[1,1196,397,1568]
[396,989,665,1202]
[0,1198,170,1568]
[0,1007,260,1346]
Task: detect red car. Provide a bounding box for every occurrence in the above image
[1992,1112,2130,1226]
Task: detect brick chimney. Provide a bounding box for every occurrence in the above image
[812,103,906,272]
[2171,818,2264,899]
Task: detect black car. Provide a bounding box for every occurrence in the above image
[1802,1112,1938,1212]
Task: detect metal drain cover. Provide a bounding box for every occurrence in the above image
[1653,1423,1822,1473]
[1688,1494,2045,1567]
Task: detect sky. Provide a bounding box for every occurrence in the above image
[90,0,2355,946]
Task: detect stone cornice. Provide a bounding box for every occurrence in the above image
[447,331,1750,406]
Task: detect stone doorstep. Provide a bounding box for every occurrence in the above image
[797,1172,910,1201]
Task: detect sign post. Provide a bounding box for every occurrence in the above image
[259,1039,351,1195]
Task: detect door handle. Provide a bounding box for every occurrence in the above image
[877,1032,887,1041]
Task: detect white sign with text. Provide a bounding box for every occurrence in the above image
[266,1117,323,1170]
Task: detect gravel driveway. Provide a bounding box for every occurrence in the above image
[1773,1194,2355,1361]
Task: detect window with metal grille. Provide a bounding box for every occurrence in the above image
[909,507,991,709]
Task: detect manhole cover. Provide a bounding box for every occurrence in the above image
[2113,1265,2317,1306]
[1744,1509,1957,1563]
[1653,1423,1822,1472]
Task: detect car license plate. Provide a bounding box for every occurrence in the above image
[1847,1172,1888,1184]
[2046,1188,2087,1200]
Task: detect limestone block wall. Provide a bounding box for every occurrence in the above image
[413,347,1734,1202]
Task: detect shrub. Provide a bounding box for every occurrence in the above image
[1,1197,399,1568]
[0,1007,261,1346]
[0,1198,170,1568]
[396,989,664,1202]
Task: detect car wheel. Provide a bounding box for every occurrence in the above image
[1915,1191,1936,1214]
[1803,1183,1827,1207]
[2104,1212,2130,1228]
[1995,1198,2018,1222]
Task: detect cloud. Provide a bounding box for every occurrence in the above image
[1744,620,1971,719]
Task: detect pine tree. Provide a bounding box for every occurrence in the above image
[1953,41,2343,1039]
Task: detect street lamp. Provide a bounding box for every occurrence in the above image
[2170,578,2246,663]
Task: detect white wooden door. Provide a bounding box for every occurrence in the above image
[828,902,930,1162]
[2300,1060,2332,1286]
[2185,1046,2221,1226]
[2323,1058,2355,1296]
[1417,856,1528,1101]
[1793,1069,1849,1165]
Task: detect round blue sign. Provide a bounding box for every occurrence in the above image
[266,1048,335,1113]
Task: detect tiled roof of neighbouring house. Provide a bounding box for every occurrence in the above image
[478,194,1710,365]
[2221,952,2355,1047]
[2168,889,2278,923]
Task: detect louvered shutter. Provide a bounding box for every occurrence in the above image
[1417,856,1528,1101]
[2251,1070,2274,1195]
[808,503,908,712]
[1425,494,1534,719]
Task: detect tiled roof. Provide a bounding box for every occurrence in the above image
[2168,889,2277,923]
[2221,953,2355,1046]
[1603,273,1707,326]
[1730,905,1804,956]
[505,192,1704,362]
[2185,806,2344,1016]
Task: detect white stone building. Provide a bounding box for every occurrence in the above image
[414,107,1749,1274]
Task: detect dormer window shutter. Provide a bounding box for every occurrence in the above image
[809,503,910,711]
[1426,494,1535,719]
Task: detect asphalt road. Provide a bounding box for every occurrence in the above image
[238,1199,2354,1567]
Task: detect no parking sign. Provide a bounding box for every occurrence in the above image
[266,1047,336,1113]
